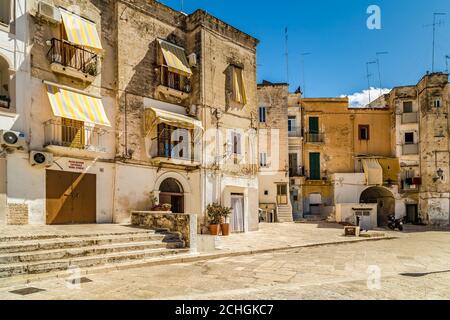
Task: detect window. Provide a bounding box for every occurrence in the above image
[0,1,11,25]
[0,56,11,108]
[403,101,413,113]
[259,152,267,167]
[404,132,414,144]
[434,97,442,108]
[231,132,242,155]
[228,65,247,105]
[157,123,190,160]
[259,107,267,123]
[359,125,370,140]
[288,116,296,131]
[289,153,298,176]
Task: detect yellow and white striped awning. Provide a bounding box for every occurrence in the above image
[144,107,203,135]
[158,39,192,77]
[60,8,102,51]
[46,84,111,127]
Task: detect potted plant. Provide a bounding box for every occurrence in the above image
[207,203,222,235]
[220,206,232,236]
[152,203,172,212]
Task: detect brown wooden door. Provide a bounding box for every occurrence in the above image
[46,170,96,224]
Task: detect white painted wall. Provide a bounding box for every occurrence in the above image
[335,203,378,229]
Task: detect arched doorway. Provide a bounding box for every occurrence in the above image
[0,55,11,109]
[360,187,395,227]
[159,178,184,213]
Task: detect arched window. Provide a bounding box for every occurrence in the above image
[159,178,183,194]
[0,1,11,26]
[0,56,11,109]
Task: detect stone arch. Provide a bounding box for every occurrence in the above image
[360,186,395,226]
[154,171,192,213]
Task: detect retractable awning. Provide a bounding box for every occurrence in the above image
[46,84,111,127]
[362,159,383,186]
[144,107,203,134]
[378,158,400,183]
[60,8,103,50]
[158,39,192,77]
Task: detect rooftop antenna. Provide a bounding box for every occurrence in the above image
[376,51,389,96]
[425,13,446,72]
[285,27,289,84]
[300,52,311,97]
[366,61,377,104]
[445,55,450,73]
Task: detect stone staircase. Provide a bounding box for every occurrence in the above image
[276,205,293,223]
[0,228,189,279]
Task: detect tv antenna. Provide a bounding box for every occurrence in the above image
[284,27,289,84]
[300,52,311,97]
[445,55,450,73]
[424,13,446,72]
[376,51,388,96]
[366,61,377,104]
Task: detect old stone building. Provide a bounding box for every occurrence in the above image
[371,72,450,225]
[0,0,259,232]
[257,81,292,222]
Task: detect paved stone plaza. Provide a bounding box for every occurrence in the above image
[0,227,449,300]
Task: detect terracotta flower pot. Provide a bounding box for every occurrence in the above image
[209,224,221,235]
[220,223,230,236]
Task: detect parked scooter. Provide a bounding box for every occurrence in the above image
[387,214,404,231]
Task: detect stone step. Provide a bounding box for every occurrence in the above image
[0,247,190,278]
[0,240,185,264]
[0,229,156,243]
[0,233,179,254]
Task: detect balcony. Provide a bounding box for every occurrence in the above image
[402,112,418,124]
[305,132,325,143]
[44,120,107,157]
[47,38,99,82]
[156,66,191,102]
[402,143,419,155]
[289,166,305,177]
[288,127,302,138]
[150,127,200,167]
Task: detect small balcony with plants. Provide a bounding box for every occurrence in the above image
[47,38,99,82]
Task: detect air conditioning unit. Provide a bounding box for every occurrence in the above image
[0,130,26,149]
[188,53,197,67]
[38,2,62,24]
[30,151,54,168]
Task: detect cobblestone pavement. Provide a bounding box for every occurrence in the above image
[0,229,449,300]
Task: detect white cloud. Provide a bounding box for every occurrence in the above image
[341,87,391,108]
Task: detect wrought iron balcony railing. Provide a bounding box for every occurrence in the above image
[47,38,99,77]
[44,120,106,152]
[288,127,302,138]
[305,132,325,143]
[159,65,191,93]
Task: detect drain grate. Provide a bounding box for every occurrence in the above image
[66,277,93,285]
[9,287,46,296]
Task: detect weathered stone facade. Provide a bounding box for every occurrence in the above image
[6,204,28,225]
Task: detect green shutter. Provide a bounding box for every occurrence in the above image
[309,153,320,180]
[309,117,319,134]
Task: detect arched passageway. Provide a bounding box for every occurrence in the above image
[360,187,395,227]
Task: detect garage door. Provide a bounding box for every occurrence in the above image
[46,170,96,224]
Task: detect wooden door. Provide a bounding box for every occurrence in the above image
[309,153,321,180]
[46,170,96,224]
[276,184,288,205]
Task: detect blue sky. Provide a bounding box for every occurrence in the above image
[160,0,450,100]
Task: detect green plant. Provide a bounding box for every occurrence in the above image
[220,206,232,224]
[207,203,222,225]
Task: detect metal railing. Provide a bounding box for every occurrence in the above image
[288,127,302,137]
[402,112,418,124]
[47,38,99,76]
[305,132,325,143]
[289,166,304,177]
[44,120,106,152]
[402,143,419,155]
[153,127,199,162]
[159,65,191,93]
